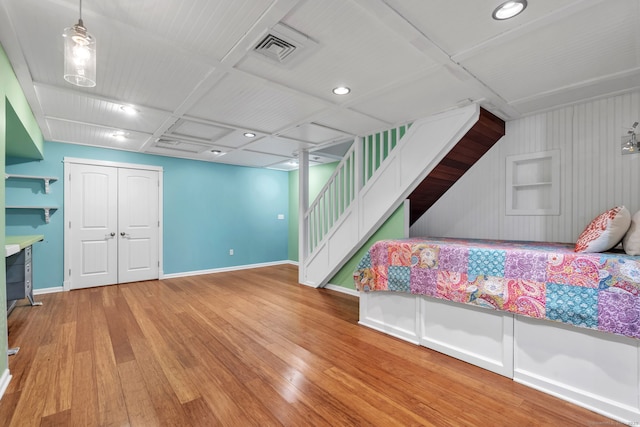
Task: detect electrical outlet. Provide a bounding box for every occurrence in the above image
[277,214,285,220]
[229,249,234,255]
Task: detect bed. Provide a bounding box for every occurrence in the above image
[354,237,640,424]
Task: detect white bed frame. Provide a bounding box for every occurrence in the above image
[360,291,640,424]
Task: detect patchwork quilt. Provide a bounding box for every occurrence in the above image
[354,238,640,339]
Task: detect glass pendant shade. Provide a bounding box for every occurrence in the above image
[63,20,96,87]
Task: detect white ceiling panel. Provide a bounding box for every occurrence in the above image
[46,118,149,151]
[312,109,390,136]
[71,0,275,62]
[213,150,290,168]
[278,123,351,144]
[188,72,328,133]
[458,0,640,103]
[168,119,233,141]
[5,0,215,111]
[383,0,582,56]
[34,84,171,134]
[236,0,438,105]
[244,136,313,157]
[144,145,231,162]
[350,66,489,124]
[152,138,213,154]
[268,155,337,171]
[211,130,267,149]
[512,70,640,115]
[266,160,301,171]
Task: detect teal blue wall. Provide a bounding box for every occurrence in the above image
[6,141,289,290]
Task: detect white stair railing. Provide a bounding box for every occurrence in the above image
[300,104,480,288]
[305,124,411,256]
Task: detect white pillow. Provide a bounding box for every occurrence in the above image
[575,206,631,253]
[623,209,640,255]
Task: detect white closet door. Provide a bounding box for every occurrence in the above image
[70,164,119,289]
[117,168,159,283]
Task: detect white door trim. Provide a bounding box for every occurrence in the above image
[63,157,164,291]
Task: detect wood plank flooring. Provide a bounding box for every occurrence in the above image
[0,265,618,426]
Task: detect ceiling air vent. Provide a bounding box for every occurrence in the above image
[254,34,297,63]
[251,23,318,67]
[154,138,202,154]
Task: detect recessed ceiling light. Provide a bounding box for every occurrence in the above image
[120,105,139,115]
[211,149,223,155]
[243,132,256,138]
[112,130,128,141]
[492,0,527,20]
[332,86,350,95]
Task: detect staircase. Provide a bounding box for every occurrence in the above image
[299,104,505,288]
[407,108,505,224]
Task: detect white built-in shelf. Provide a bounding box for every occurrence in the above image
[5,174,58,194]
[5,206,58,223]
[511,182,553,188]
[506,150,560,216]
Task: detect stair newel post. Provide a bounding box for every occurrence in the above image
[354,136,363,240]
[298,149,310,284]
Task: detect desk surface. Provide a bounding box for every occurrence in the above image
[5,235,44,257]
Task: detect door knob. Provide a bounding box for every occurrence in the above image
[110,232,116,237]
[120,232,126,236]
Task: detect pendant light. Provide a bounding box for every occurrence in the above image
[63,0,96,87]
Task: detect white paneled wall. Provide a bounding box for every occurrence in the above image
[411,91,640,242]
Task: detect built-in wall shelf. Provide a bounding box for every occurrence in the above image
[5,174,58,194]
[511,182,553,188]
[506,150,560,216]
[5,206,58,223]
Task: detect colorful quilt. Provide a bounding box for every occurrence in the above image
[354,238,640,339]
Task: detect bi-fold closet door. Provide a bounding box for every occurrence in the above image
[65,160,161,290]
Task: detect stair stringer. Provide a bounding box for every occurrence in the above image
[301,104,481,288]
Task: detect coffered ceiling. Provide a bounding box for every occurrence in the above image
[0,0,638,170]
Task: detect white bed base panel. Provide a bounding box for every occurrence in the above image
[358,292,514,377]
[359,291,640,424]
[359,291,420,344]
[419,297,514,378]
[514,316,640,424]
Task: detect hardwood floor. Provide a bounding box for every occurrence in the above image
[0,265,618,426]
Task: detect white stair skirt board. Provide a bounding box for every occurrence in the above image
[419,297,514,377]
[514,316,640,424]
[0,369,11,401]
[359,291,640,424]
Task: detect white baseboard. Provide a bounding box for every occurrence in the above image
[324,284,359,297]
[162,260,295,279]
[34,286,64,295]
[513,371,636,425]
[0,369,11,401]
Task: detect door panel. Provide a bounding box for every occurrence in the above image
[70,164,118,289]
[69,163,160,289]
[118,168,159,283]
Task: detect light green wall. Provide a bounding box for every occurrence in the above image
[328,204,405,289]
[0,65,5,383]
[0,43,45,382]
[288,162,339,261]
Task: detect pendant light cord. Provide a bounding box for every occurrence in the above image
[79,0,82,20]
